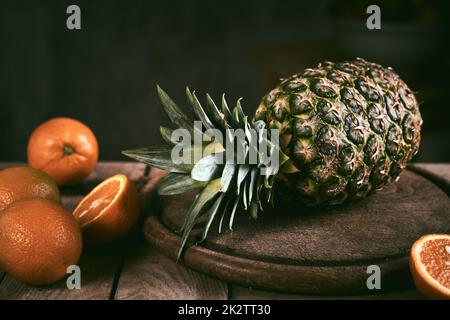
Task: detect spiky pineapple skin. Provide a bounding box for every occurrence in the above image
[254,58,422,206]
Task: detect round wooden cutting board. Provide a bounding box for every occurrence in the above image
[143,168,450,295]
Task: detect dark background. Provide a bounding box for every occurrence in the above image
[1,0,449,162]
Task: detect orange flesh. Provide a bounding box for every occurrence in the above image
[420,239,450,288]
[75,180,120,225]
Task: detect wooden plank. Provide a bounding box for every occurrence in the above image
[0,162,148,203]
[113,166,228,300]
[0,162,147,177]
[231,286,425,300]
[0,247,119,300]
[114,244,228,300]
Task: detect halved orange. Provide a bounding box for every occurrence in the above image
[410,234,450,300]
[73,174,140,243]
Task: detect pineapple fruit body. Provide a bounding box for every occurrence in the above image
[255,58,422,206]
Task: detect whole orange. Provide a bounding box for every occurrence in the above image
[73,174,140,243]
[0,198,83,285]
[27,117,98,186]
[0,166,60,212]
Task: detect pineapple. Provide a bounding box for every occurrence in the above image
[123,58,422,258]
[255,58,422,206]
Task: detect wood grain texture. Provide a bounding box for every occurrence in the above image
[0,162,147,182]
[114,168,228,300]
[144,169,450,294]
[0,247,119,300]
[160,170,450,262]
[114,245,228,300]
[0,163,448,299]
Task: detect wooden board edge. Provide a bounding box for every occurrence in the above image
[143,215,411,295]
[408,163,450,196]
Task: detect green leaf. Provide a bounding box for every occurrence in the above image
[218,195,233,234]
[269,181,276,207]
[237,165,250,195]
[235,98,246,122]
[230,98,247,129]
[232,106,241,127]
[186,88,214,130]
[250,201,258,219]
[248,167,258,205]
[178,178,221,259]
[220,163,236,193]
[179,193,199,234]
[263,177,276,203]
[157,174,207,195]
[245,120,259,164]
[228,195,240,231]
[191,154,222,182]
[200,192,226,242]
[260,143,282,185]
[257,182,264,210]
[279,148,290,168]
[157,85,194,134]
[122,146,193,173]
[205,94,226,130]
[159,126,176,145]
[244,117,252,143]
[265,144,289,181]
[242,177,249,210]
[221,94,235,127]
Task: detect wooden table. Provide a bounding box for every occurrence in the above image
[0,162,448,300]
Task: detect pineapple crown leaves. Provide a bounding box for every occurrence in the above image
[122,85,289,260]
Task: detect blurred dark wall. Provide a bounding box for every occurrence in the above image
[0,0,449,161]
